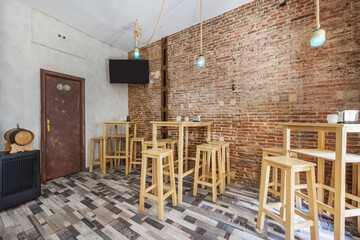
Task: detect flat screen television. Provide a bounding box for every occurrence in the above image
[109,59,149,84]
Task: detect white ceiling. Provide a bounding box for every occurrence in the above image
[17,0,254,52]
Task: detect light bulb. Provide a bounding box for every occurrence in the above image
[134,47,140,59]
[310,28,326,47]
[197,54,205,67]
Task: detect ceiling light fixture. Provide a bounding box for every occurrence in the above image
[133,0,166,59]
[310,0,325,47]
[197,0,205,67]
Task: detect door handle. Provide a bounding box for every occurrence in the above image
[47,119,56,132]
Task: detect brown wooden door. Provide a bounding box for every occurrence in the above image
[41,69,85,182]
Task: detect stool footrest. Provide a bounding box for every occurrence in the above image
[294,220,314,230]
[145,184,156,193]
[263,208,285,227]
[295,209,312,221]
[163,189,175,199]
[144,193,158,201]
[264,202,283,210]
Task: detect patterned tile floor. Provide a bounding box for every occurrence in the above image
[1,165,360,240]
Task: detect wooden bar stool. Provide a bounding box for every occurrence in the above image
[257,156,319,240]
[208,141,231,188]
[263,147,301,207]
[89,137,114,173]
[139,148,177,220]
[129,137,145,173]
[193,144,224,203]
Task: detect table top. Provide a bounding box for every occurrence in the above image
[103,122,137,125]
[280,122,360,133]
[151,121,212,127]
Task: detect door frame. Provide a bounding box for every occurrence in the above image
[40,69,85,183]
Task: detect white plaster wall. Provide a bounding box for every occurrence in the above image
[0,0,128,167]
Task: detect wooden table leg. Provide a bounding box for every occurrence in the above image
[334,127,346,240]
[184,127,189,171]
[178,125,184,204]
[134,123,137,137]
[283,127,290,156]
[317,131,325,215]
[207,124,211,142]
[125,125,129,175]
[153,124,158,148]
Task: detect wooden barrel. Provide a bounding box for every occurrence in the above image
[4,125,34,146]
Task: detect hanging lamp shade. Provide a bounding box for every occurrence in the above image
[310,28,325,47]
[197,54,205,67]
[134,47,140,59]
[311,0,325,47]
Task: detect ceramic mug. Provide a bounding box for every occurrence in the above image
[176,116,182,121]
[184,117,189,122]
[327,114,338,124]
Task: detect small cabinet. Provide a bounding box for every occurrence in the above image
[31,10,85,58]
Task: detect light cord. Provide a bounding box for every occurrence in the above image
[200,0,203,54]
[315,0,320,29]
[136,0,167,45]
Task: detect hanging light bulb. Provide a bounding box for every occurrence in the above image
[310,0,325,47]
[197,0,205,67]
[134,47,140,59]
[197,54,205,67]
[134,22,141,59]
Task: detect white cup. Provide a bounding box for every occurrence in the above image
[327,114,338,124]
[184,117,189,122]
[176,116,182,122]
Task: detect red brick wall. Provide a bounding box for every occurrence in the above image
[129,0,360,189]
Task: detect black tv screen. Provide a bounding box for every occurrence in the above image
[109,59,149,84]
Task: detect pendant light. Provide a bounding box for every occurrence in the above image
[310,0,325,47]
[197,0,205,67]
[133,0,166,59]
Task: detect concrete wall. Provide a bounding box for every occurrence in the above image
[0,0,128,167]
[128,0,360,188]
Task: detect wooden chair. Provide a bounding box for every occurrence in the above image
[89,137,113,173]
[257,156,319,240]
[129,137,145,173]
[139,148,177,220]
[193,144,224,203]
[208,141,231,188]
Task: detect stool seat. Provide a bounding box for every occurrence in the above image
[142,148,173,156]
[264,156,316,169]
[197,143,221,150]
[208,141,230,147]
[131,137,145,141]
[159,138,178,144]
[144,141,167,148]
[263,147,283,154]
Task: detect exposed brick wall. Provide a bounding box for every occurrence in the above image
[129,0,360,189]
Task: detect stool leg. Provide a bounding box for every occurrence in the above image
[139,155,147,212]
[193,148,201,196]
[221,146,226,190]
[201,150,206,189]
[285,167,295,240]
[211,149,217,203]
[157,156,164,220]
[89,140,95,173]
[129,139,134,173]
[280,169,286,220]
[114,137,118,166]
[99,140,103,172]
[257,160,270,230]
[218,149,225,194]
[169,153,177,206]
[226,146,230,185]
[164,153,169,184]
[153,158,157,195]
[306,166,319,240]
